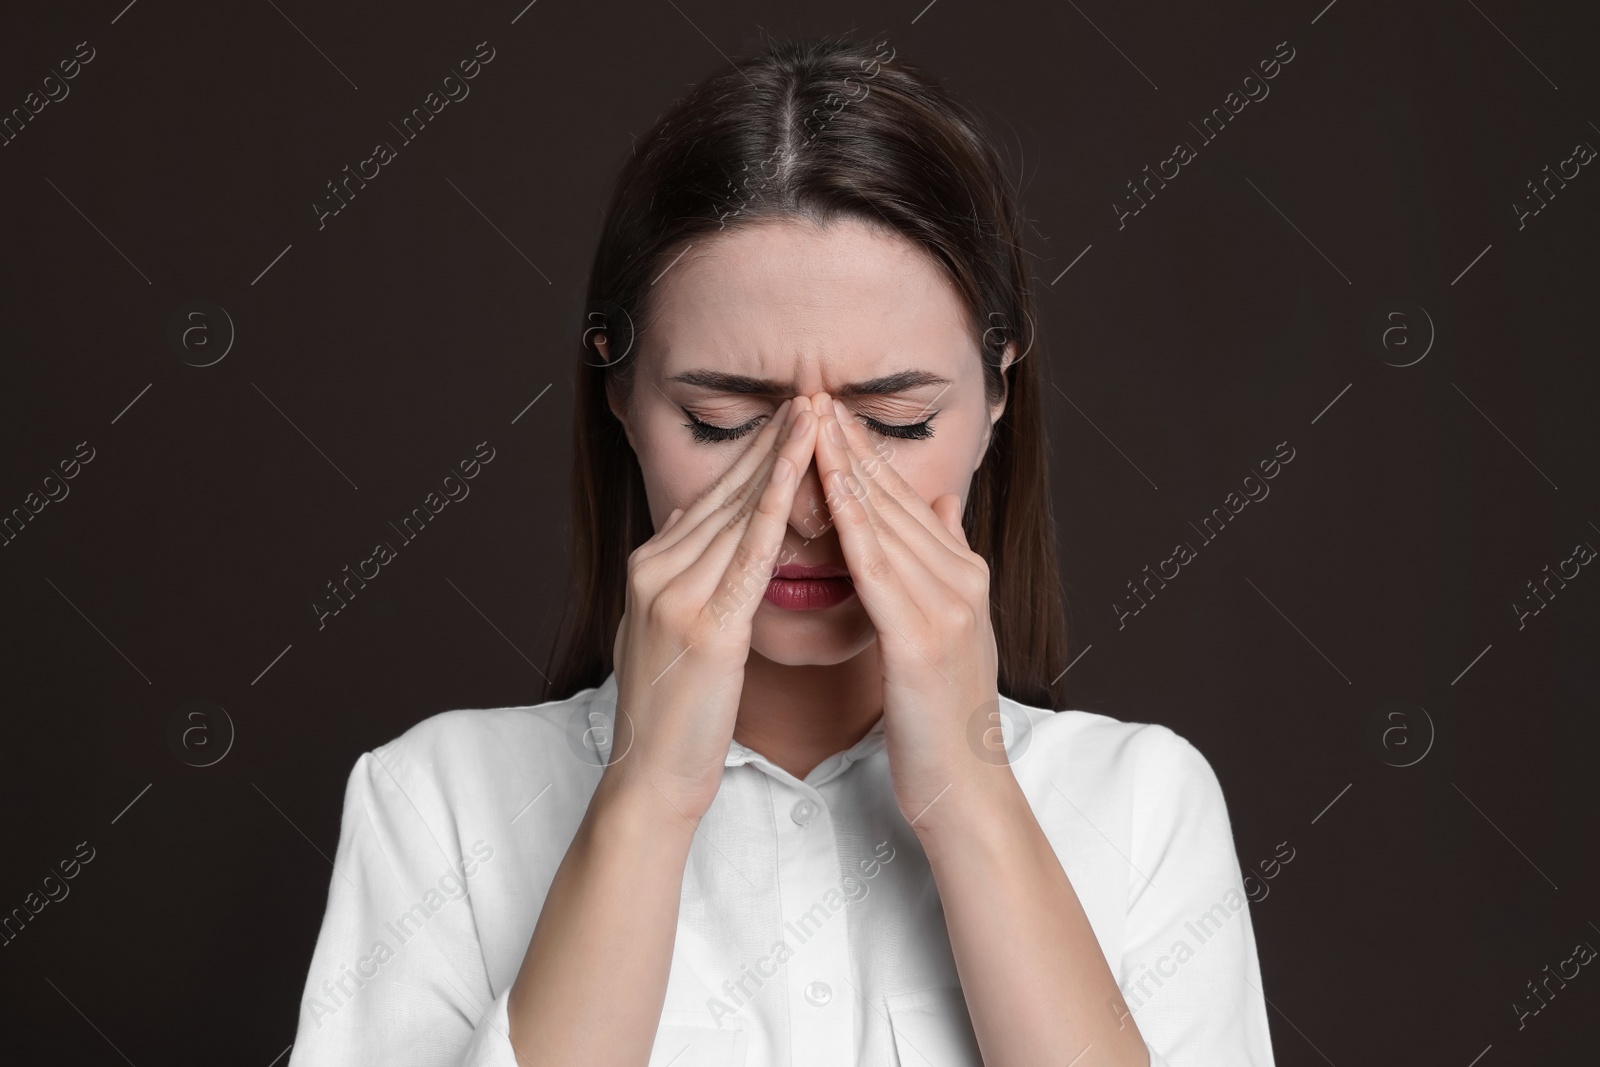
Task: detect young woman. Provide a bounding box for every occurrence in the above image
[289,36,1274,1067]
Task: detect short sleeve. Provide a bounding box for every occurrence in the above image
[286,748,524,1067]
[1120,726,1275,1066]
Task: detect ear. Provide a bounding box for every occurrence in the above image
[599,345,638,453]
[974,341,1017,473]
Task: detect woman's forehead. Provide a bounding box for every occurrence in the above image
[645,219,977,387]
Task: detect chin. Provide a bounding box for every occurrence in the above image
[749,602,876,666]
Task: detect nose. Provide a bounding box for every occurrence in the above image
[786,392,835,544]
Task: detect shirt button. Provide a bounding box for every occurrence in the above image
[804,981,833,1007]
[790,799,818,826]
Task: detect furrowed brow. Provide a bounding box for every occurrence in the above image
[667,369,952,397]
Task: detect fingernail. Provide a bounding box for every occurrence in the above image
[772,456,794,483]
[826,416,845,447]
[789,410,810,441]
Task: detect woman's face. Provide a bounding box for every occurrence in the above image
[605,216,1012,667]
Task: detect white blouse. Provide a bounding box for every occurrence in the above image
[287,672,1275,1066]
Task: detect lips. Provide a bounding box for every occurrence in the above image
[774,563,849,579]
[765,563,855,610]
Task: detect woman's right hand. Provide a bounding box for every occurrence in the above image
[601,395,818,824]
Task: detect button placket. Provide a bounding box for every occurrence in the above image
[768,780,854,1063]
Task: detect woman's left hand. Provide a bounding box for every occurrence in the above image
[812,393,1012,832]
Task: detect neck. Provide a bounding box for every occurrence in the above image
[733,643,883,781]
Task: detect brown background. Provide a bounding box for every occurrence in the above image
[1,0,1596,1062]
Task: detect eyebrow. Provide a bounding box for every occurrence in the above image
[666,369,953,398]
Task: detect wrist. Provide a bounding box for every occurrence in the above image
[908,763,1030,855]
[591,764,708,843]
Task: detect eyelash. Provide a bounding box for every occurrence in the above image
[683,409,936,443]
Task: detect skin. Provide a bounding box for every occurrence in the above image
[605,215,1005,781]
[505,217,1148,1067]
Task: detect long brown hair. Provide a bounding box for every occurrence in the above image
[541,34,1069,709]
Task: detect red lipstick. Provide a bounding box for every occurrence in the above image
[765,562,855,610]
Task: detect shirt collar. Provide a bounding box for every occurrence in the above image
[590,670,886,787]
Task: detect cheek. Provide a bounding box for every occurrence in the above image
[636,422,737,517]
[865,434,973,504]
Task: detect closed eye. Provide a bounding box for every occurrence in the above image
[683,409,935,444]
[683,410,764,443]
[863,414,935,440]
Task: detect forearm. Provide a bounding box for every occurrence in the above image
[916,772,1148,1067]
[506,773,698,1067]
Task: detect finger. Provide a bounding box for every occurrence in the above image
[681,406,819,621]
[648,435,788,581]
[643,399,795,561]
[931,494,968,546]
[817,401,966,604]
[811,403,933,628]
[683,407,812,590]
[830,397,970,559]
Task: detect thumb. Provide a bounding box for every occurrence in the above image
[933,494,965,543]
